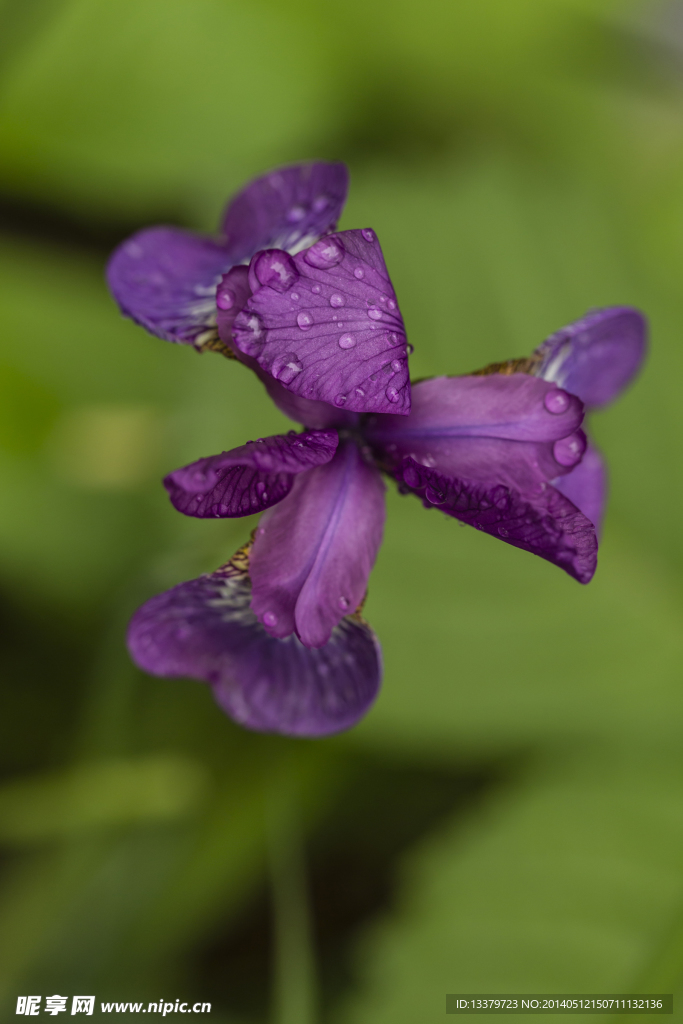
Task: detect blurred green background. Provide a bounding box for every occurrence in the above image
[2,0,683,1020]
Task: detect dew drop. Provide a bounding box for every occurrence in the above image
[216,285,235,310]
[355,387,365,397]
[254,250,298,293]
[386,386,400,403]
[553,431,585,467]
[544,388,571,414]
[425,486,445,505]
[291,292,300,301]
[361,228,375,242]
[311,284,321,294]
[313,195,330,213]
[370,373,378,382]
[276,354,303,383]
[387,333,400,347]
[329,293,345,308]
[379,295,386,304]
[297,311,313,331]
[368,308,382,321]
[242,314,265,348]
[338,596,349,611]
[338,333,356,349]
[354,268,364,280]
[391,359,403,372]
[498,526,509,537]
[387,298,396,310]
[263,612,278,627]
[334,394,347,407]
[256,481,266,495]
[407,343,415,354]
[304,238,344,269]
[287,205,306,223]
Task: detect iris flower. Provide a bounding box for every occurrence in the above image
[107,163,646,737]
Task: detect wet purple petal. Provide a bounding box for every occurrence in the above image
[215,265,252,351]
[553,439,606,537]
[396,457,597,584]
[365,374,584,443]
[127,569,381,737]
[232,229,410,415]
[250,440,386,647]
[534,306,647,409]
[107,227,234,347]
[164,430,339,518]
[364,374,586,493]
[221,162,349,263]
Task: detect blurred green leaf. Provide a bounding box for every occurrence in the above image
[0,0,336,218]
[338,745,683,1023]
[0,756,208,844]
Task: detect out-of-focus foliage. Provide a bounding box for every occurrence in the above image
[2,0,683,1019]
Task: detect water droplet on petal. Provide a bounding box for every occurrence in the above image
[338,596,349,611]
[379,295,386,304]
[425,486,445,505]
[287,205,306,223]
[254,250,298,293]
[263,612,278,627]
[407,343,415,355]
[241,313,265,350]
[276,353,303,384]
[334,394,347,407]
[498,526,509,537]
[338,333,356,349]
[330,293,345,308]
[355,387,365,397]
[368,308,383,321]
[387,298,396,310]
[354,268,364,280]
[291,292,300,301]
[216,284,235,310]
[386,386,400,403]
[313,195,330,213]
[311,284,321,294]
[297,311,313,331]
[304,238,344,269]
[361,229,375,242]
[403,465,421,487]
[256,481,266,495]
[553,431,585,467]
[387,333,400,347]
[544,388,571,414]
[370,374,378,382]
[391,359,403,372]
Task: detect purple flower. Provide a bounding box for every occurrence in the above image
[109,164,645,736]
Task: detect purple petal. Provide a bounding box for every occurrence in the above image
[214,265,359,430]
[164,430,338,518]
[364,375,586,493]
[107,227,234,347]
[365,374,584,443]
[232,229,411,415]
[221,162,349,263]
[534,306,647,409]
[553,439,606,537]
[215,265,252,351]
[250,440,386,647]
[127,570,381,737]
[396,457,597,584]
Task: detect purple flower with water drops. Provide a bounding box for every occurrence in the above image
[109,161,644,736]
